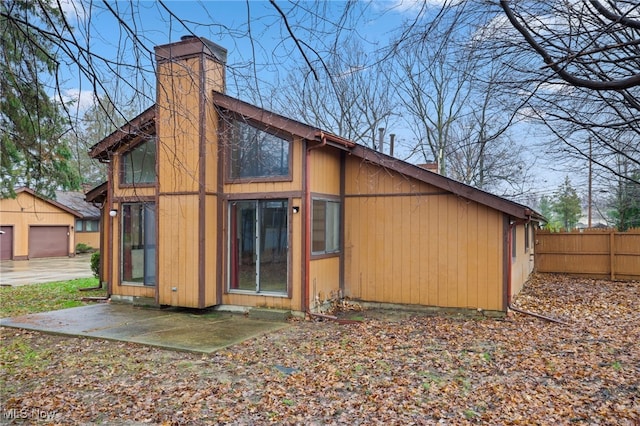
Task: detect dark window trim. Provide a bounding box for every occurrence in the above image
[75,219,100,233]
[311,196,341,257]
[119,137,157,187]
[221,114,293,183]
[226,198,291,297]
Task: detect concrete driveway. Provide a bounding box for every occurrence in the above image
[0,254,94,286]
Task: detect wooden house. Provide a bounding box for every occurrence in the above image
[0,187,100,260]
[89,36,541,314]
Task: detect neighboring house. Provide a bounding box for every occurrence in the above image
[55,190,101,250]
[88,36,542,314]
[0,187,100,260]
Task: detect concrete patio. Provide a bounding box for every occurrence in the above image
[0,303,289,354]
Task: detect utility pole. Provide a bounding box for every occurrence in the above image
[588,138,592,228]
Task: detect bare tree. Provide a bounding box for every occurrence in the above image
[393,31,472,175]
[499,0,640,184]
[276,38,396,148]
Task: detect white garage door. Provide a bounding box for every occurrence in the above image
[29,226,69,258]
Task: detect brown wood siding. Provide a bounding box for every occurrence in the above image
[0,192,76,259]
[157,58,202,194]
[157,195,200,307]
[222,293,294,310]
[535,229,640,280]
[343,157,504,311]
[75,232,100,250]
[310,148,340,194]
[309,257,340,309]
[510,223,535,300]
[204,195,218,307]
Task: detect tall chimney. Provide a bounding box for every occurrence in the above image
[378,127,385,153]
[153,37,228,308]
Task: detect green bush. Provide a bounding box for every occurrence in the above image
[76,243,94,253]
[90,251,100,279]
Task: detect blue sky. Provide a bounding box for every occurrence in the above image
[60,1,423,110]
[55,0,571,200]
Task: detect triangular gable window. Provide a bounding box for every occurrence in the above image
[122,138,156,185]
[228,120,290,180]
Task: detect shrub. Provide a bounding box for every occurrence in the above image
[76,243,94,253]
[90,251,100,279]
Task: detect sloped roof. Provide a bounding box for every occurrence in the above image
[55,190,101,218]
[5,188,87,218]
[85,181,107,204]
[89,106,156,161]
[212,92,542,221]
[88,92,541,221]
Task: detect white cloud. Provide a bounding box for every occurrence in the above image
[57,0,86,23]
[382,0,462,14]
[58,88,97,113]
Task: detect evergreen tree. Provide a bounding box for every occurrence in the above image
[0,0,80,199]
[608,171,640,231]
[552,176,582,230]
[538,195,561,231]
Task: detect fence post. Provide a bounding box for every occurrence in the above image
[610,230,615,280]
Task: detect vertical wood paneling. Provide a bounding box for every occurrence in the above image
[158,195,200,307]
[309,257,340,308]
[157,59,201,194]
[343,157,506,312]
[536,229,640,280]
[205,195,218,306]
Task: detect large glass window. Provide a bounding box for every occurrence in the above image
[229,121,290,179]
[122,203,156,285]
[229,200,288,294]
[122,138,156,184]
[312,199,340,255]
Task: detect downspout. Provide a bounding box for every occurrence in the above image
[304,132,327,314]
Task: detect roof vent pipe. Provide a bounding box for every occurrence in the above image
[378,127,385,153]
[389,133,395,157]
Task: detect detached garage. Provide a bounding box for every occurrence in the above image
[29,226,70,258]
[0,188,80,260]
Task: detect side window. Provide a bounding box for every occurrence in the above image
[122,138,156,185]
[75,219,99,232]
[312,199,340,255]
[229,120,290,179]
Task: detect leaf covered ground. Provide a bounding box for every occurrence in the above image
[1,274,639,425]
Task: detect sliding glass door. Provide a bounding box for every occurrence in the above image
[229,200,288,294]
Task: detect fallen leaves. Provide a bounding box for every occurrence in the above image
[1,273,639,424]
